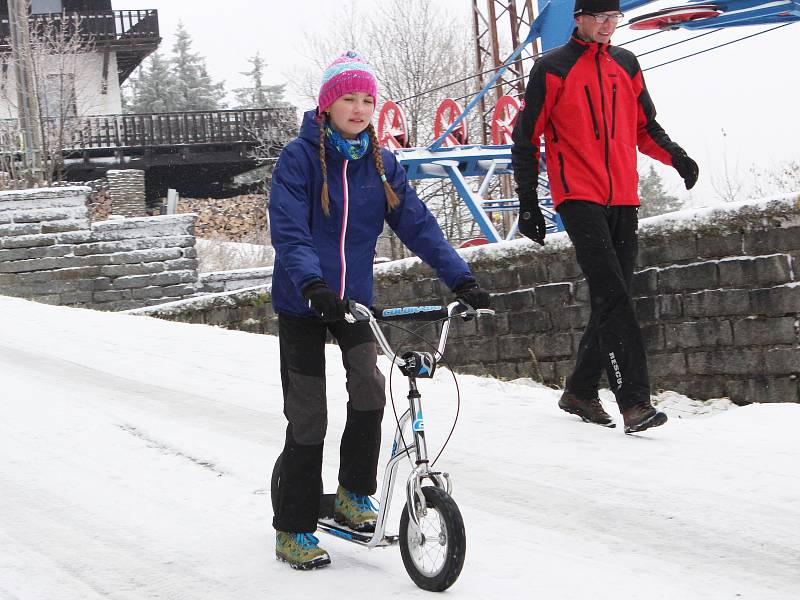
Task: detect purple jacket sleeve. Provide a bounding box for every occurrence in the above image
[268,145,324,293]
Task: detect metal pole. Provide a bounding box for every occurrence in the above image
[8,0,42,185]
[471,0,489,145]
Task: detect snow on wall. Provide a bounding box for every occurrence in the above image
[0,187,198,310]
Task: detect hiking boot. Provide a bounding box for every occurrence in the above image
[275,531,331,570]
[622,403,668,434]
[558,390,616,427]
[334,485,378,532]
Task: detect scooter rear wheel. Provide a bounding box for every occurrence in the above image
[399,486,466,592]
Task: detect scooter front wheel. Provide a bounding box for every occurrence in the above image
[399,486,466,592]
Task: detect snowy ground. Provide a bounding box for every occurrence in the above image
[1,296,798,599]
[195,238,274,273]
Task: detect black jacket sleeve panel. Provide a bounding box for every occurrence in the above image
[511,61,548,201]
[634,70,679,165]
[609,46,680,166]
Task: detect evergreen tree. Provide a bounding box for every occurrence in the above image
[233,52,286,108]
[171,21,226,111]
[123,51,179,113]
[638,164,683,218]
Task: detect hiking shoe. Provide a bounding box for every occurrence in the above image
[622,403,668,434]
[558,390,616,427]
[334,485,378,532]
[275,531,331,570]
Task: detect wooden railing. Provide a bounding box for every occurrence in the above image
[0,9,159,46]
[76,107,296,149]
[0,107,298,152]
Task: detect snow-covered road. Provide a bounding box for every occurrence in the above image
[1,296,798,599]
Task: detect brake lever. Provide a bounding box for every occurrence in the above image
[453,300,478,321]
[346,300,373,323]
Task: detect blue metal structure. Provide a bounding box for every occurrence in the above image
[667,0,800,29]
[392,0,799,243]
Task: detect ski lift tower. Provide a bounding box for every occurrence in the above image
[471,1,538,143]
[469,1,541,236]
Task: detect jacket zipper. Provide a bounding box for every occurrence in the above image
[595,49,613,205]
[611,83,617,139]
[558,152,570,193]
[338,159,349,299]
[583,86,600,140]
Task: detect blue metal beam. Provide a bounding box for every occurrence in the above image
[441,163,503,242]
[682,1,799,28]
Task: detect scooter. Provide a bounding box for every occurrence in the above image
[271,300,494,591]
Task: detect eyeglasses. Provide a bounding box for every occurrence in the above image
[584,12,625,24]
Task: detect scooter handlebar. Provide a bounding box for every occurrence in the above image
[346,300,495,364]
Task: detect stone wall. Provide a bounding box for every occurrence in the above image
[0,186,198,310]
[137,195,800,404]
[373,195,800,404]
[197,267,273,294]
[127,285,275,335]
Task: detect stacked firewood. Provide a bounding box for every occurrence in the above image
[177,195,268,241]
[85,179,112,221]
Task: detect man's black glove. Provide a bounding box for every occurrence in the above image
[302,281,346,322]
[671,148,699,190]
[453,280,491,310]
[517,193,546,245]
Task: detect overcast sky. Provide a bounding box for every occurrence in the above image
[114,0,799,205]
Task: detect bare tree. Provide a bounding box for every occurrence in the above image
[363,0,474,147]
[30,13,97,185]
[710,129,748,203]
[292,1,366,106]
[1,6,96,188]
[748,160,800,198]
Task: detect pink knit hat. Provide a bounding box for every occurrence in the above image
[318,50,378,114]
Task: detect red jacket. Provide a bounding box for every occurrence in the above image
[512,34,683,208]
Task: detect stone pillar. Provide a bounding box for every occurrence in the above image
[107,169,147,217]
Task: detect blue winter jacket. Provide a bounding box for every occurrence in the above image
[269,109,475,317]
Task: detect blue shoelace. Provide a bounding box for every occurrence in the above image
[294,532,320,549]
[346,490,377,512]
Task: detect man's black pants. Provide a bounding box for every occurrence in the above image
[272,314,386,533]
[557,201,650,410]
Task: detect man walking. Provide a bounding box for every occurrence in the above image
[511,0,699,433]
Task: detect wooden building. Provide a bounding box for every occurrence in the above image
[0,1,295,205]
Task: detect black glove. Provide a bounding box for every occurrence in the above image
[453,280,491,310]
[671,148,699,190]
[302,281,346,322]
[517,193,546,245]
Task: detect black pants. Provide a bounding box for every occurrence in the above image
[272,313,386,533]
[557,201,650,410]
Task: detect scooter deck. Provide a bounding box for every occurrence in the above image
[317,493,399,546]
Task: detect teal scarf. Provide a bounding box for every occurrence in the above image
[325,126,370,160]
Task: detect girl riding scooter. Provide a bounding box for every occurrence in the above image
[269,50,490,570]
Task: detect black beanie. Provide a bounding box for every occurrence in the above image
[573,0,621,15]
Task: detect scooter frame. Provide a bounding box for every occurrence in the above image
[312,300,493,548]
